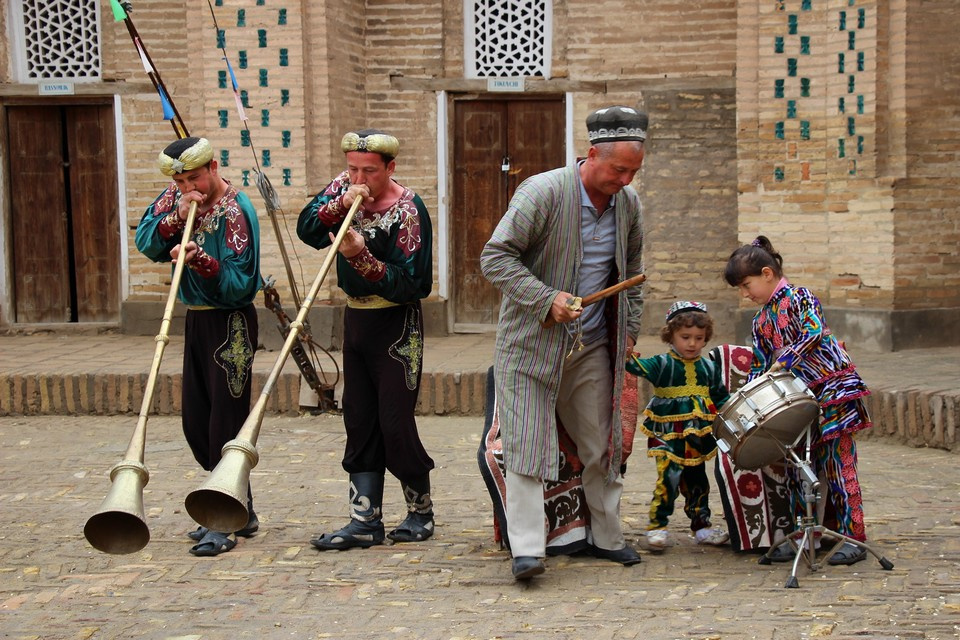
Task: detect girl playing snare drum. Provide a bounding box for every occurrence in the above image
[723,235,873,565]
[625,301,731,551]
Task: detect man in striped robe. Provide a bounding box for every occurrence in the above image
[480,106,647,580]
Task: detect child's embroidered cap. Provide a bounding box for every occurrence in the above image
[666,300,708,322]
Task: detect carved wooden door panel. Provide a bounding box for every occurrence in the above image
[7,103,120,323]
[452,98,564,330]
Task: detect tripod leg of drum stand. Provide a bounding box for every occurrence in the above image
[817,530,895,571]
[760,423,895,588]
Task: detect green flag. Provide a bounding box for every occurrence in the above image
[108,0,127,22]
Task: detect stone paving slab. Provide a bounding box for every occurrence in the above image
[0,414,958,639]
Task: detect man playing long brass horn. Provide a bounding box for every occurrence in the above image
[135,136,262,556]
[297,128,435,550]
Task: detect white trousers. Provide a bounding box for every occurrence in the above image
[506,339,625,557]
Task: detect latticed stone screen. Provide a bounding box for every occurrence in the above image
[464,0,552,78]
[14,0,102,81]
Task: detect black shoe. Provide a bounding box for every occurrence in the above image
[827,542,867,566]
[511,556,545,580]
[587,543,641,566]
[767,543,796,563]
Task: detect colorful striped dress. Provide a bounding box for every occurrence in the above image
[749,283,871,441]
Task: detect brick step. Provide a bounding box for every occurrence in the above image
[1,370,956,453]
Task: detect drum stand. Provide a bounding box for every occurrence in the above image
[758,422,894,588]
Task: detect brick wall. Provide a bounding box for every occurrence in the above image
[1,0,957,346]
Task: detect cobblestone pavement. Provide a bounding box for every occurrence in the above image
[0,414,958,640]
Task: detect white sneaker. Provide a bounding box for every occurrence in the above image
[694,527,730,546]
[646,529,669,550]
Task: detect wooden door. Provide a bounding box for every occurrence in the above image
[7,103,120,323]
[8,107,71,323]
[452,98,564,330]
[67,105,120,321]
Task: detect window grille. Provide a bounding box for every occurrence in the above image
[464,0,552,79]
[10,0,102,82]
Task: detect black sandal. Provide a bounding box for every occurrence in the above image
[189,531,236,557]
[187,526,209,542]
[311,520,385,551]
[827,542,867,565]
[387,512,435,543]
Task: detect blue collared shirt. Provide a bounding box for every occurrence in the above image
[576,162,617,344]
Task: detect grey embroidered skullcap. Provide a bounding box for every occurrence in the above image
[586,106,648,144]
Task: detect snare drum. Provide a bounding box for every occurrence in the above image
[712,370,819,469]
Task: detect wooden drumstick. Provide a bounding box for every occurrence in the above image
[541,273,646,328]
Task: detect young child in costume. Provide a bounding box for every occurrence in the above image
[723,235,872,565]
[625,301,731,551]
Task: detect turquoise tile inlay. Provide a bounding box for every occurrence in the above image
[775,122,785,139]
[857,136,864,154]
[256,0,264,5]
[215,0,222,6]
[800,36,810,54]
[278,9,287,25]
[239,51,248,69]
[775,36,784,54]
[218,109,228,128]
[280,49,289,66]
[261,109,270,126]
[788,58,797,77]
[787,100,797,118]
[775,167,785,182]
[838,139,845,158]
[847,117,856,135]
[283,169,292,186]
[237,9,245,27]
[839,11,846,30]
[849,159,857,175]
[788,15,798,35]
[858,8,865,28]
[281,89,290,106]
[218,70,227,89]
[262,150,271,167]
[282,131,291,148]
[259,69,269,87]
[220,149,229,167]
[800,121,810,140]
[838,53,845,73]
[775,79,785,99]
[800,78,810,97]
[242,170,250,186]
[217,29,225,48]
[241,130,250,147]
[838,97,846,113]
[241,90,250,108]
[258,29,267,47]
[857,52,864,72]
[857,95,864,114]
[848,31,856,50]
[848,75,855,93]
[801,0,811,9]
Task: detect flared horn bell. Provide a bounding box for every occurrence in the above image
[184,438,259,533]
[83,460,150,554]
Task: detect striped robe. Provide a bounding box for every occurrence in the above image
[480,165,644,483]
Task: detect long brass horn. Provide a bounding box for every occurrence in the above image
[185,196,363,531]
[84,202,199,554]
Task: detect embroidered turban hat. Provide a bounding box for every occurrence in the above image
[340,129,400,160]
[158,137,214,177]
[586,106,649,145]
[666,300,708,323]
